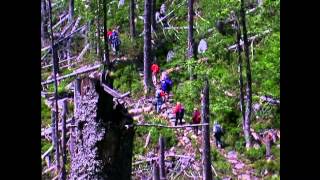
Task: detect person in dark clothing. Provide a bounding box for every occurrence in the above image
[110,29,121,55]
[192,108,201,135]
[155,86,163,113]
[213,121,223,148]
[174,102,184,126]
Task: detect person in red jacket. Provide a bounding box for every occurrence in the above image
[192,108,201,135]
[151,63,160,87]
[174,102,184,126]
[107,29,113,44]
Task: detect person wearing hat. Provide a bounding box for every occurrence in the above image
[213,121,223,148]
[192,107,201,135]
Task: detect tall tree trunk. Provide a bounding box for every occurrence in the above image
[240,0,252,148]
[151,0,157,31]
[152,161,160,180]
[60,100,68,180]
[159,135,166,180]
[235,20,246,134]
[201,79,213,180]
[67,0,74,69]
[48,0,60,173]
[103,0,110,70]
[143,0,152,94]
[187,0,194,59]
[97,0,103,62]
[41,0,48,46]
[51,110,60,174]
[129,0,136,39]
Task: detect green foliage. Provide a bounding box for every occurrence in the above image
[41,98,51,127]
[211,149,232,175]
[113,63,144,99]
[253,159,280,177]
[244,147,265,162]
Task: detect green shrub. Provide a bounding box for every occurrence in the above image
[244,147,265,162]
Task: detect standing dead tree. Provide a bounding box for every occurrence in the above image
[60,99,68,180]
[143,0,153,94]
[129,0,136,39]
[159,135,166,180]
[240,0,253,148]
[48,0,60,174]
[201,79,213,180]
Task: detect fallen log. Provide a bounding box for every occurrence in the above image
[42,56,76,69]
[42,165,56,175]
[135,123,209,128]
[75,44,90,61]
[41,25,86,52]
[41,145,54,159]
[41,64,101,85]
[157,0,186,24]
[53,14,69,30]
[102,84,130,99]
[227,29,271,51]
[41,118,73,137]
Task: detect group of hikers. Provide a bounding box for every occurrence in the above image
[107,27,121,56]
[151,62,224,148]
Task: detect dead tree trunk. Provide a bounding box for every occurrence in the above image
[48,0,60,173]
[103,0,110,69]
[187,0,194,59]
[235,18,246,132]
[67,0,74,69]
[240,0,252,148]
[152,161,160,180]
[143,0,153,94]
[97,0,103,62]
[129,0,136,39]
[151,0,157,31]
[60,99,68,180]
[159,135,166,180]
[51,110,60,174]
[70,77,134,179]
[74,78,81,116]
[201,79,213,180]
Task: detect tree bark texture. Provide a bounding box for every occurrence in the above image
[201,79,213,180]
[159,135,166,180]
[143,0,153,94]
[129,0,136,38]
[240,0,252,148]
[187,0,194,59]
[70,77,134,180]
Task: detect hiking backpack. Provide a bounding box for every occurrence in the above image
[213,124,222,134]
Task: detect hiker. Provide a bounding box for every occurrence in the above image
[213,121,223,148]
[192,108,201,135]
[151,63,160,87]
[155,86,163,113]
[160,75,172,101]
[174,102,184,126]
[263,130,273,159]
[107,29,113,44]
[110,29,121,55]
